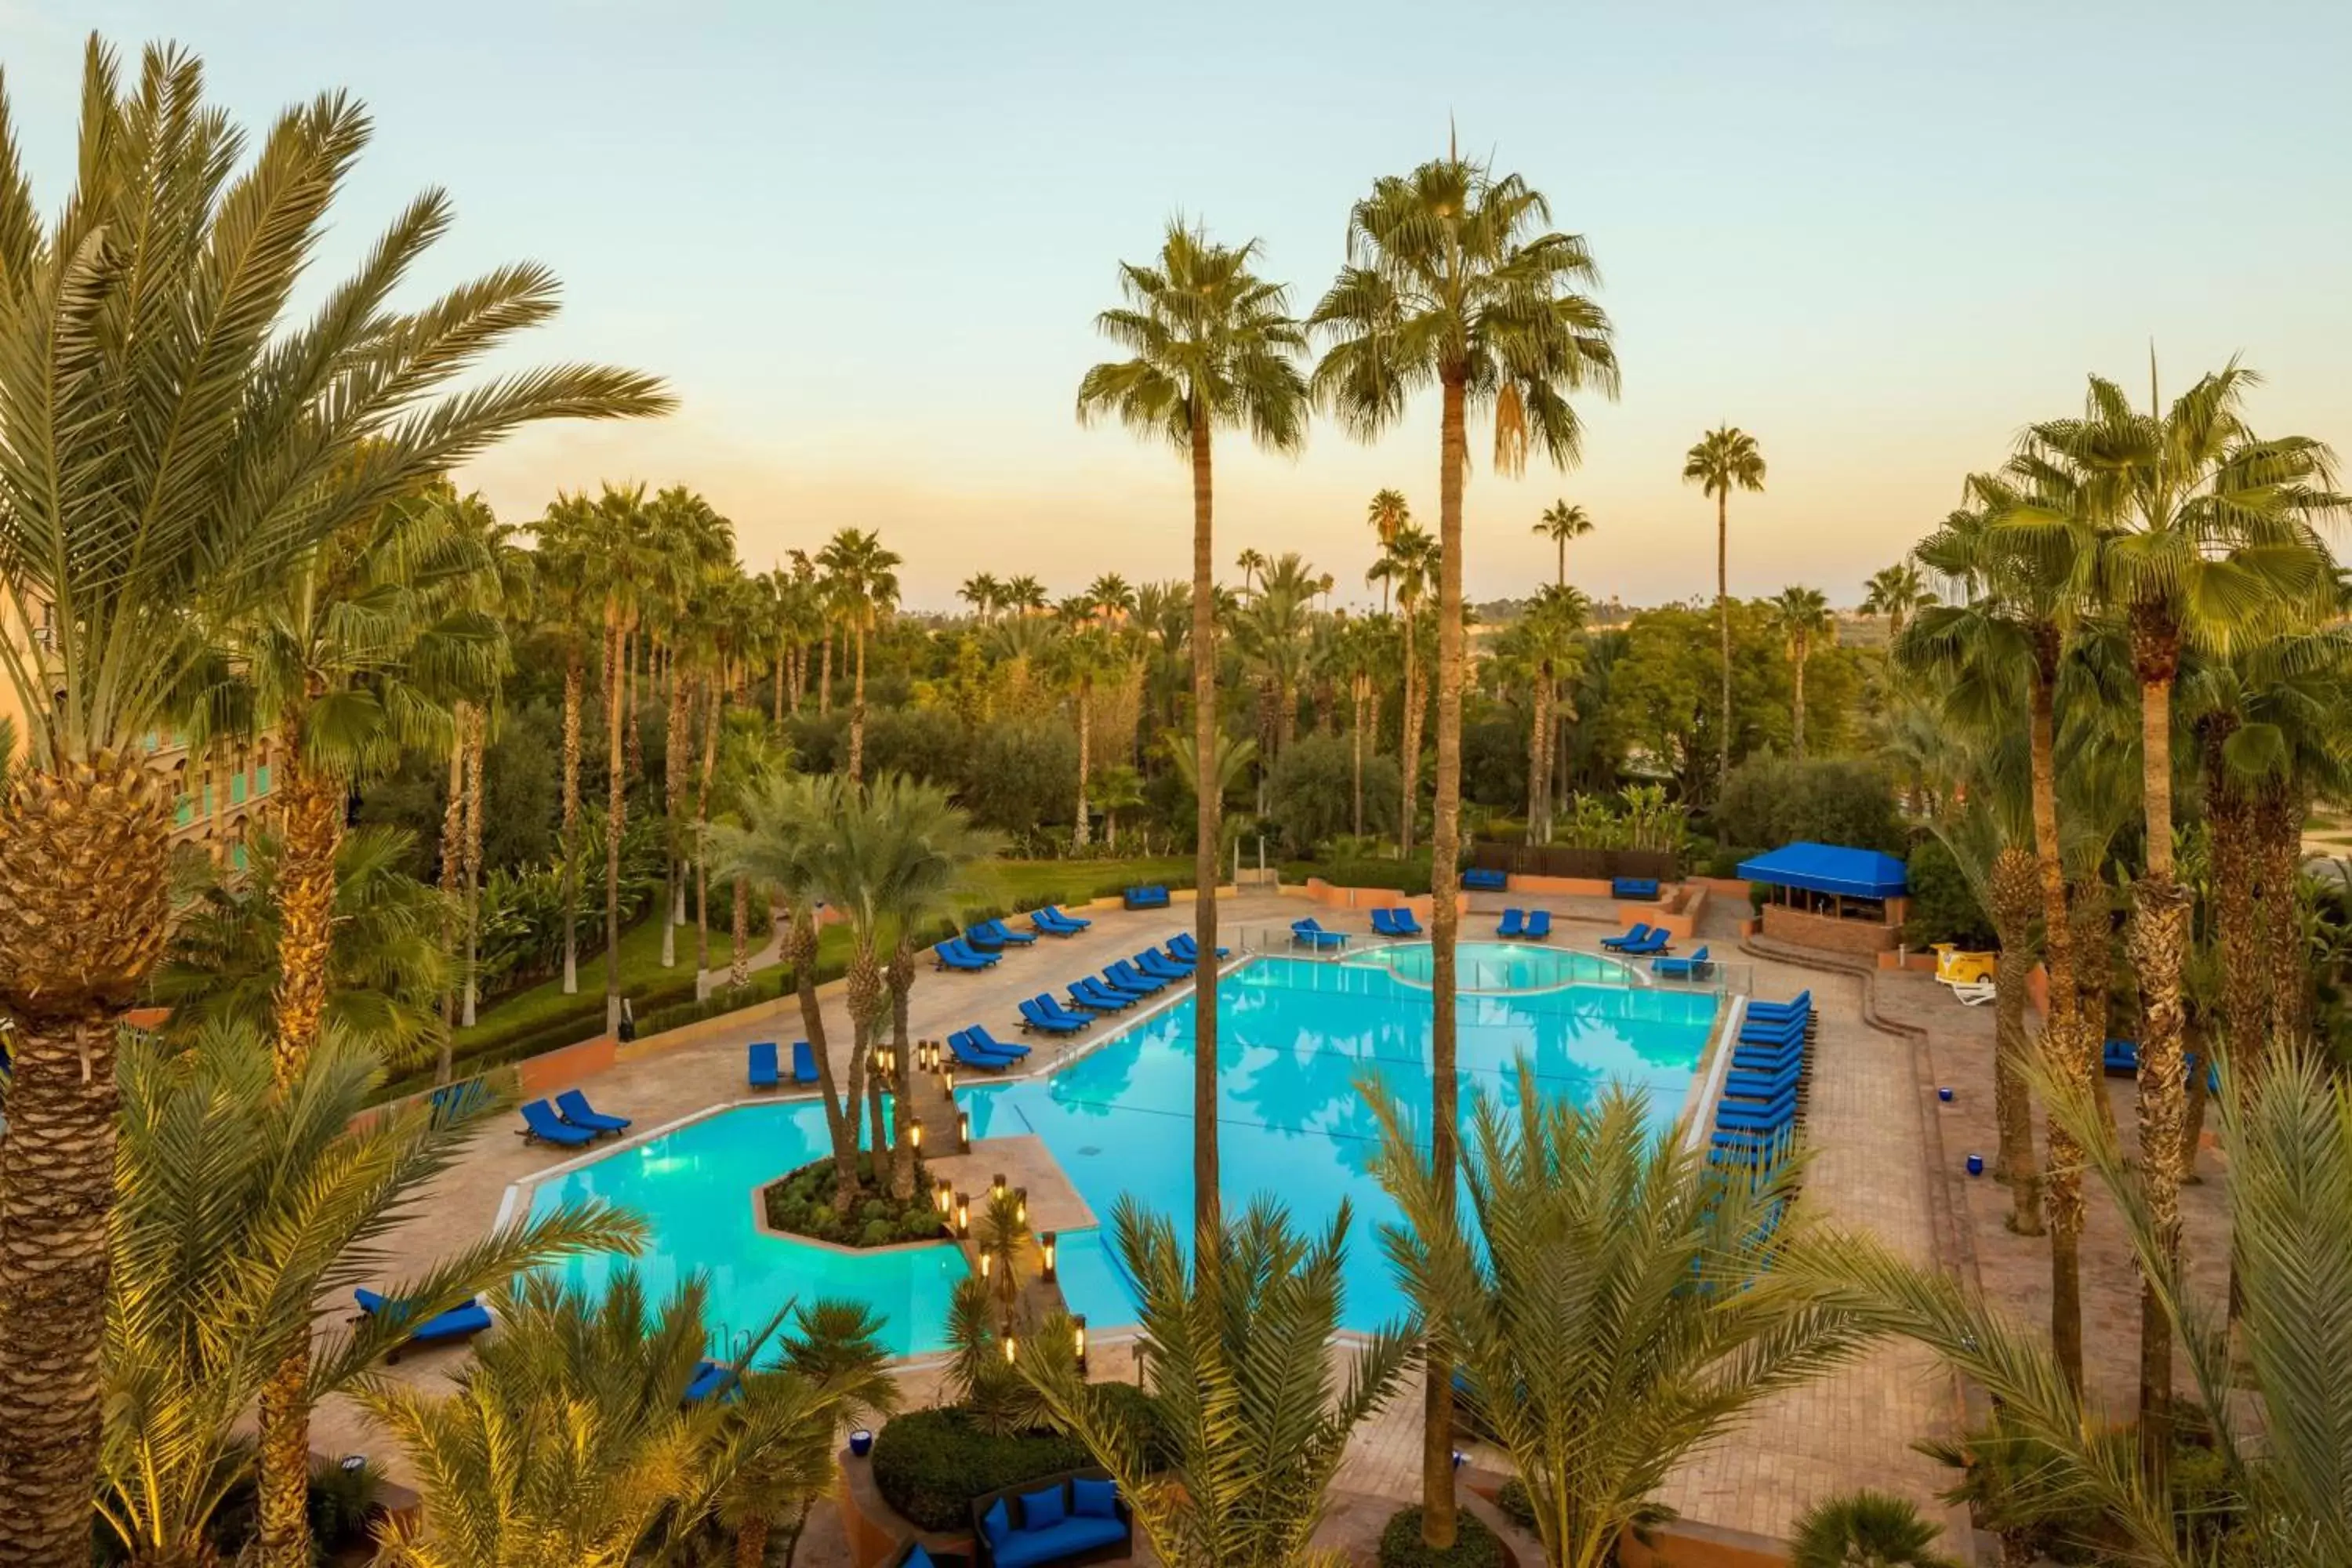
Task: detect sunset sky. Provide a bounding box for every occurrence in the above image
[11,2,2350,610]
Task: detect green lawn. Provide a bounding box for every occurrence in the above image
[983,855,1196,911]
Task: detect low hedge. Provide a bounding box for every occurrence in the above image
[1377,1505,1506,1568]
[870,1389,1165,1533]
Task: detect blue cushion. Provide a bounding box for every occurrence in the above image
[982,1498,1011,1548]
[1020,1485,1066,1529]
[905,1548,935,1568]
[994,1515,1127,1568]
[1071,1476,1116,1519]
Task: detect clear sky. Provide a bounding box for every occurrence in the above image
[9,2,2351,610]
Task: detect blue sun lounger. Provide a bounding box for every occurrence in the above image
[1167,931,1226,961]
[1036,905,1091,932]
[1495,909,1526,938]
[967,1024,1032,1060]
[1391,907,1425,936]
[949,1031,1021,1070]
[518,1099,595,1146]
[684,1359,739,1403]
[792,1040,820,1083]
[1653,945,1711,978]
[1134,949,1190,982]
[555,1090,630,1135]
[1599,923,1653,952]
[1290,918,1348,951]
[1106,960,1167,995]
[1018,996,1089,1034]
[1621,927,1671,956]
[1069,977,1135,1012]
[1370,908,1403,936]
[354,1288,493,1361]
[978,917,1036,946]
[1523,910,1552,941]
[1094,967,1154,1000]
[748,1041,780,1088]
[935,937,999,971]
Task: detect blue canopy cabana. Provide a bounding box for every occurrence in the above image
[1737,842,1907,901]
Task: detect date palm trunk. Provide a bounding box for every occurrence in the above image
[624,628,644,780]
[1188,407,1223,1244]
[2128,612,2189,1482]
[1715,488,1731,792]
[889,944,919,1200]
[1352,678,1367,840]
[1073,678,1092,851]
[2025,648,2088,1389]
[460,702,485,1029]
[697,673,717,982]
[663,657,688,967]
[731,877,750,990]
[1989,846,2044,1234]
[1399,612,1422,854]
[848,622,869,786]
[1790,637,1808,760]
[437,711,468,1040]
[818,631,832,719]
[774,650,787,728]
[562,649,583,995]
[0,754,172,1567]
[1421,368,1469,1551]
[2257,789,2308,1047]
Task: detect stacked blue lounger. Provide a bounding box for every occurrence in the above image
[1711,993,1816,1163]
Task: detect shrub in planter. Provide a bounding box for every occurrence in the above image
[869,1407,1095,1532]
[1377,1505,1506,1568]
[1494,1478,1534,1533]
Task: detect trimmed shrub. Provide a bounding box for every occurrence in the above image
[762,1152,949,1247]
[1714,756,1901,855]
[1377,1505,1507,1568]
[1901,840,1995,949]
[1494,1478,1534,1533]
[1265,731,1400,855]
[869,1407,1095,1531]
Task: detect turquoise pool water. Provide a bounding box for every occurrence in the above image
[527,950,1715,1351]
[1345,940,1639,993]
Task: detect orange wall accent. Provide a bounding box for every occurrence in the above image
[1616,1519,1790,1567]
[1762,905,1899,955]
[514,1035,615,1096]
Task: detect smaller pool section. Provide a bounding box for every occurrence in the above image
[1345,940,1639,993]
[525,1100,967,1356]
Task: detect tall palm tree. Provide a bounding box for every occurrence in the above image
[1365,524,1439,851]
[1860,561,1935,642]
[958,571,1004,622]
[1682,426,1767,789]
[1020,1196,1413,1568]
[0,45,667,1566]
[100,1023,642,1568]
[1076,219,1310,1243]
[1766,584,1834,758]
[1234,546,1270,594]
[1047,624,1121,849]
[813,526,901,786]
[1369,1071,1869,1568]
[532,495,604,996]
[1086,572,1138,621]
[1366,488,1412,609]
[1532,499,1594,587]
[1002,573,1048,615]
[2016,361,2343,1466]
[1311,148,1617,1552]
[1501,586,1586,842]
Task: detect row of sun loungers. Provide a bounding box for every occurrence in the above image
[1369,907,1425,937]
[1710,992,1816,1163]
[516,1091,633,1147]
[935,908,1098,969]
[1495,909,1554,940]
[1599,922,1671,955]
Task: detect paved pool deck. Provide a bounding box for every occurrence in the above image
[311,887,1973,1563]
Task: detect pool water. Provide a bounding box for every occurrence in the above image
[1346,940,1639,993]
[526,950,1716,1352]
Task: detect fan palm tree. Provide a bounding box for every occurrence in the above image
[1019,1196,1413,1568]
[99,1022,643,1568]
[1681,426,1767,789]
[1860,561,1935,642]
[2013,361,2345,1465]
[1086,572,1138,621]
[531,495,604,996]
[1766,585,1834,758]
[1788,1492,1962,1568]
[1365,524,1439,851]
[1003,574,1049,615]
[813,527,901,786]
[1367,1070,1871,1568]
[1076,219,1310,1243]
[1234,546,1271,594]
[1046,624,1122,850]
[959,571,1004,622]
[1798,1046,2352,1568]
[644,488,735,967]
[1532,499,1594,587]
[1906,474,2099,1385]
[1501,586,1586,841]
[1366,488,1412,608]
[0,45,668,1565]
[1311,147,1618,1550]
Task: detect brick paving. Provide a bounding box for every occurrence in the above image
[310,887,2005,1563]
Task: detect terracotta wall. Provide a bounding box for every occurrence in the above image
[1617,1519,1791,1568]
[1760,904,1899,955]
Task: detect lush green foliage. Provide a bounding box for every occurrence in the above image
[762,1154,948,1247]
[1713,756,1904,855]
[1900,840,1997,949]
[869,1406,1098,1531]
[1266,731,1401,852]
[1788,1490,1960,1568]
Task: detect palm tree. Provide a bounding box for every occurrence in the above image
[1788,1492,1962,1568]
[0,45,667,1566]
[1311,147,1618,1552]
[532,495,604,996]
[1086,572,1138,621]
[2016,361,2343,1465]
[1766,585,1834,758]
[1234,546,1270,594]
[1501,586,1586,842]
[707,1305,900,1568]
[1860,561,1935,642]
[813,527,901,786]
[1532,499,1594,587]
[1019,1196,1413,1568]
[1369,1070,1868,1568]
[100,1022,642,1568]
[959,571,1004,622]
[1003,574,1048,615]
[1047,624,1120,850]
[645,488,735,968]
[1365,524,1439,851]
[1076,219,1310,1244]
[1802,1047,2352,1568]
[1366,488,1412,608]
[1682,426,1767,789]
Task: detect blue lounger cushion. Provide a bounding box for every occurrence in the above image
[1072,1477,1117,1519]
[1018,997,1087,1034]
[964,924,1006,950]
[555,1089,630,1134]
[1496,909,1526,938]
[1523,910,1552,940]
[966,1024,1031,1058]
[518,1099,594,1146]
[354,1288,492,1348]
[1464,867,1508,891]
[993,1515,1127,1568]
[1613,877,1661,900]
[1599,924,1653,951]
[1370,908,1400,935]
[748,1041,780,1087]
[793,1041,820,1083]
[684,1359,737,1402]
[949,1033,1020,1070]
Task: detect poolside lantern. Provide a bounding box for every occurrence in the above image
[909,1119,924,1151]
[955,1192,971,1234]
[942,1065,956,1094]
[992,1173,1007,1198]
[957,1110,971,1145]
[1014,1186,1028,1225]
[1002,1330,1018,1364]
[978,1249,993,1280]
[934,1180,952,1214]
[1040,1231,1058,1283]
[1072,1315,1087,1374]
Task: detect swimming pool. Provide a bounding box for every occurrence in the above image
[525,949,1717,1351]
[1343,940,1639,993]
